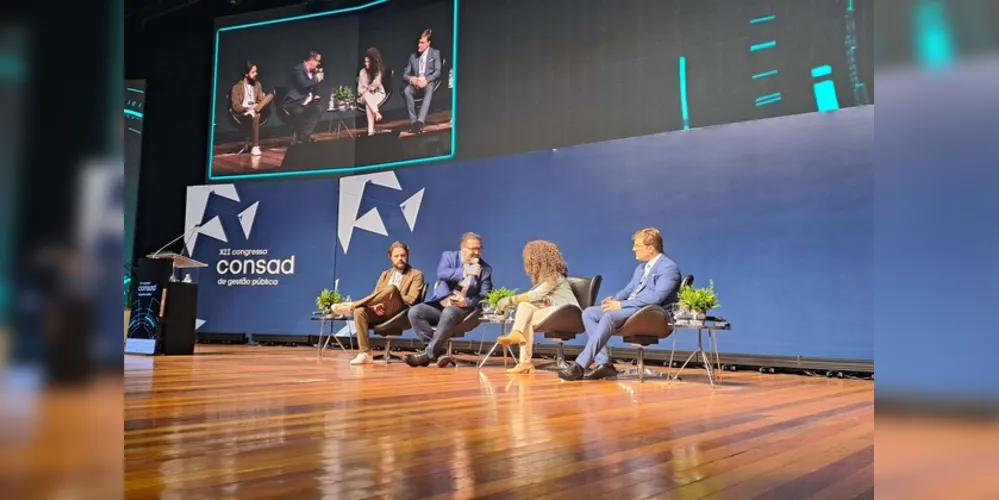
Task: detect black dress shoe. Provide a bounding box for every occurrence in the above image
[436,356,454,368]
[584,363,619,380]
[557,362,585,381]
[415,121,425,134]
[404,353,432,367]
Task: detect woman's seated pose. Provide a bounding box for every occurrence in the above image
[357,47,386,136]
[495,240,579,374]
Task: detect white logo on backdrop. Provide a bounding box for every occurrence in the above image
[338,172,425,254]
[184,184,261,331]
[183,184,259,255]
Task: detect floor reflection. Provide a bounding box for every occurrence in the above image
[123,346,874,498]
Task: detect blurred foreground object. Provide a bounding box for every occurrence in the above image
[876,415,999,499]
[0,376,123,498]
[0,0,123,496]
[876,1,999,498]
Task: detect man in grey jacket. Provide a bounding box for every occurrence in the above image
[402,29,442,134]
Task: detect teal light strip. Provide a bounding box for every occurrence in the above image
[124,108,143,119]
[752,69,779,79]
[914,0,955,68]
[750,15,776,24]
[811,65,832,78]
[679,56,689,130]
[218,0,389,31]
[813,80,840,112]
[750,40,776,52]
[755,92,783,107]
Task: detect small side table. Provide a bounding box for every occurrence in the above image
[477,314,517,370]
[668,317,731,387]
[311,312,354,359]
[326,102,357,138]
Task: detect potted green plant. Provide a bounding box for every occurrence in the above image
[333,85,355,111]
[316,288,346,317]
[485,287,517,314]
[677,280,720,325]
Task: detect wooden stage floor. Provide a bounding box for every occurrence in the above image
[124,345,873,499]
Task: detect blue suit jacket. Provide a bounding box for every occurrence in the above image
[284,62,320,104]
[612,255,682,309]
[402,47,442,85]
[428,250,493,308]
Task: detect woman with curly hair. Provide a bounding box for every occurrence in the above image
[495,240,579,374]
[358,47,386,136]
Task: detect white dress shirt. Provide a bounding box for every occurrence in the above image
[243,83,255,107]
[389,270,403,287]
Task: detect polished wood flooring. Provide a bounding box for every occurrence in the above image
[210,110,452,174]
[124,345,873,499]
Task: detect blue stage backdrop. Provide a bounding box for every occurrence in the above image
[184,180,338,333]
[188,105,873,360]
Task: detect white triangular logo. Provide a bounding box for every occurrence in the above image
[239,201,259,239]
[199,216,228,243]
[354,207,388,236]
[211,185,241,203]
[400,188,425,231]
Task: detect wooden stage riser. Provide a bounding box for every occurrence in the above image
[124,346,874,499]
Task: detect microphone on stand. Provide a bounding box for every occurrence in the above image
[147,204,244,258]
[148,222,202,259]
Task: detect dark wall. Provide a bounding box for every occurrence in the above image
[127,0,218,265]
[457,0,873,161]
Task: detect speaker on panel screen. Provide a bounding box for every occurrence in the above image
[208,0,457,181]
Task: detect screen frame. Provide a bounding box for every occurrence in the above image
[206,0,459,182]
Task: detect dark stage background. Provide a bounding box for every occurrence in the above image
[128,0,875,369]
[205,0,872,179]
[129,0,873,266]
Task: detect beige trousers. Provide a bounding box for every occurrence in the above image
[510,302,558,363]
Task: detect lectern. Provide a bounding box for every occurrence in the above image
[125,252,207,355]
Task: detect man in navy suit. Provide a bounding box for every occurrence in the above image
[558,228,682,381]
[283,50,323,143]
[406,232,493,367]
[402,29,442,134]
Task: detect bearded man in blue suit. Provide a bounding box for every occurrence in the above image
[406,232,493,367]
[558,228,682,381]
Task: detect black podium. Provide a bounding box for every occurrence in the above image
[125,253,205,355]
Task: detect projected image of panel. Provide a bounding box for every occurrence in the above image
[209,0,457,180]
